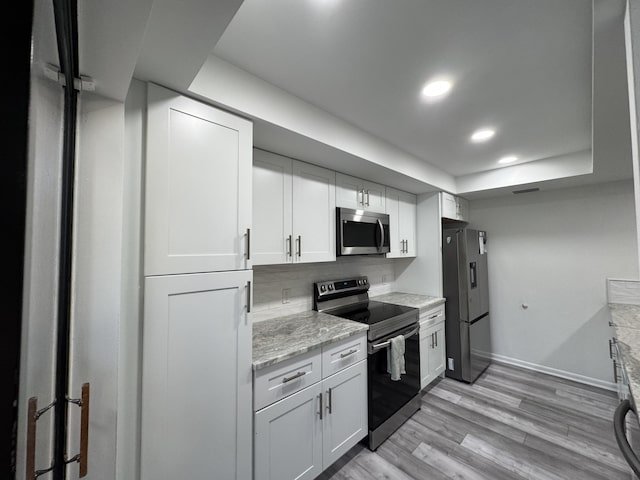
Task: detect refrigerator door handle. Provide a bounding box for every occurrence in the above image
[470,262,477,289]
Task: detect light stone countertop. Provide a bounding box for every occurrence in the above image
[371,292,446,315]
[253,310,368,371]
[609,303,640,410]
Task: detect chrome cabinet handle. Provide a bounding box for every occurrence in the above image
[246,281,252,313]
[319,393,323,420]
[296,235,301,257]
[359,189,364,206]
[435,331,438,347]
[428,313,440,320]
[246,228,251,260]
[609,339,614,359]
[282,371,306,383]
[327,388,333,414]
[366,190,370,206]
[431,333,435,349]
[287,235,292,258]
[405,238,409,253]
[340,348,358,358]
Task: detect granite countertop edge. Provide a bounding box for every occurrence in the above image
[609,303,640,411]
[252,327,368,371]
[252,311,368,371]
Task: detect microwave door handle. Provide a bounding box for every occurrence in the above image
[377,219,384,251]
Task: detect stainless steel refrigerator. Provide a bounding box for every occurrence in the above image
[442,227,492,383]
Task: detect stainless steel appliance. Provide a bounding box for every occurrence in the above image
[442,227,491,383]
[314,276,420,451]
[336,207,390,256]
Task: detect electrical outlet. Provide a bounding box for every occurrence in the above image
[282,288,290,304]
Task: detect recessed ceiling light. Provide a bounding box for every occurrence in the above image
[421,80,452,98]
[498,155,518,164]
[470,128,496,142]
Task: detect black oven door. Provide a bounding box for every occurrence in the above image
[337,207,390,255]
[367,324,421,433]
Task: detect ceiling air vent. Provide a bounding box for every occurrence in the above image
[512,187,540,194]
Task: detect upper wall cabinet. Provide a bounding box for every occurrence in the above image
[440,192,469,222]
[253,149,336,265]
[144,84,252,276]
[336,173,386,214]
[386,187,417,258]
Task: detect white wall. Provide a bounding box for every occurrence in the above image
[253,256,396,322]
[469,180,638,388]
[68,92,125,478]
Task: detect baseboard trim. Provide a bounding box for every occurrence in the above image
[489,353,617,392]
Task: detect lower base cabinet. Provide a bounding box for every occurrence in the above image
[419,307,446,389]
[254,337,367,480]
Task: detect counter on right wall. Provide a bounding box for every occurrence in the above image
[468,179,638,389]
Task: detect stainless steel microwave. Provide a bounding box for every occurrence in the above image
[336,207,390,256]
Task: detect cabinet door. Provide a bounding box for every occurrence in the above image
[419,325,432,390]
[385,188,402,258]
[361,179,386,214]
[253,149,293,265]
[255,382,323,480]
[292,161,336,263]
[456,197,469,222]
[429,322,446,378]
[141,270,252,480]
[335,173,365,210]
[398,190,417,257]
[145,83,252,276]
[441,192,457,220]
[322,360,368,468]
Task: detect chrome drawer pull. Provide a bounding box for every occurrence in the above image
[282,371,306,383]
[340,349,358,358]
[428,313,440,319]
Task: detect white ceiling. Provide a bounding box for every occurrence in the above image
[213,0,593,177]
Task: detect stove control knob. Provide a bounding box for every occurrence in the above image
[320,285,326,293]
[328,284,334,291]
[358,280,363,285]
[363,279,368,284]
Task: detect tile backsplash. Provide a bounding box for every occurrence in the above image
[607,278,640,305]
[253,256,397,322]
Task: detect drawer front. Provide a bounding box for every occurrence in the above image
[322,334,367,378]
[419,305,445,329]
[254,349,322,411]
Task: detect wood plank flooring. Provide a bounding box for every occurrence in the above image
[317,362,635,480]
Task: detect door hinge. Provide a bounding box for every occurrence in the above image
[43,64,95,91]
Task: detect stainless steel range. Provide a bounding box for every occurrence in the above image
[314,276,421,451]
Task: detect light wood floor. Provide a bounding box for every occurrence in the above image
[318,362,634,480]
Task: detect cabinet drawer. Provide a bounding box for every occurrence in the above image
[419,305,445,329]
[254,349,322,411]
[322,334,367,378]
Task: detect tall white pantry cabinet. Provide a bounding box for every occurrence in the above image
[141,84,253,479]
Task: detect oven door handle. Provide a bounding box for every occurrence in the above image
[370,325,419,353]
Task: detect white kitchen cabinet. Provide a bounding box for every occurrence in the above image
[386,187,417,258]
[322,361,368,467]
[254,334,368,479]
[253,149,336,265]
[440,191,469,222]
[141,270,252,480]
[336,173,386,213]
[145,83,252,276]
[419,305,446,389]
[252,149,292,265]
[254,382,324,480]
